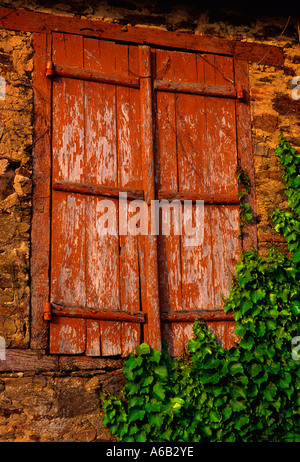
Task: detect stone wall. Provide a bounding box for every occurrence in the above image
[0,0,299,442]
[0,29,32,349]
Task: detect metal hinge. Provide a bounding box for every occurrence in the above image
[43,302,51,321]
[235,84,244,99]
[46,61,54,78]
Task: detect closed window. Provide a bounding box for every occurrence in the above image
[32,31,256,357]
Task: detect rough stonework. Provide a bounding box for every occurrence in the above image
[0,29,33,348]
[0,0,299,442]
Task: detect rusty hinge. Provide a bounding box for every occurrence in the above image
[46,61,54,78]
[235,84,244,99]
[43,302,51,321]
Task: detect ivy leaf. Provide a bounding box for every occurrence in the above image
[230,398,247,412]
[241,298,253,314]
[249,363,262,378]
[128,408,146,423]
[145,399,162,412]
[209,409,221,423]
[141,375,154,387]
[149,413,164,428]
[229,362,244,375]
[223,405,233,421]
[292,249,300,263]
[171,397,185,411]
[240,336,255,350]
[137,343,151,355]
[290,300,300,315]
[251,288,266,303]
[234,414,249,430]
[257,321,266,337]
[266,319,277,331]
[125,381,140,395]
[153,382,165,401]
[200,371,220,385]
[154,365,168,380]
[136,431,147,442]
[279,372,292,389]
[230,383,247,399]
[235,323,246,337]
[263,383,277,401]
[149,349,162,364]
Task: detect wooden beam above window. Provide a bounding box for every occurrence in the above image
[0,6,284,66]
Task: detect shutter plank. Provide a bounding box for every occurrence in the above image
[139,46,161,351]
[116,43,141,356]
[174,51,209,351]
[154,49,183,357]
[52,33,84,183]
[210,205,241,307]
[51,192,86,306]
[50,34,87,354]
[50,317,86,354]
[205,55,237,195]
[84,38,121,356]
[86,320,101,356]
[50,192,87,354]
[205,55,241,346]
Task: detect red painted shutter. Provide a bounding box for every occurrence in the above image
[153,49,243,356]
[48,34,251,357]
[49,33,151,356]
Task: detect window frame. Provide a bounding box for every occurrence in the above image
[0,5,284,369]
[30,30,258,356]
[0,6,275,363]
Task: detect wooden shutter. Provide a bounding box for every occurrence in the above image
[153,49,244,356]
[47,33,253,357]
[49,33,162,356]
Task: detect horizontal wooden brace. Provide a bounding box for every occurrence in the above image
[157,190,240,205]
[161,310,234,322]
[53,180,145,201]
[154,80,240,98]
[46,62,140,88]
[46,304,233,323]
[51,303,147,323]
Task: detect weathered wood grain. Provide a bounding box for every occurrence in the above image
[0,350,58,372]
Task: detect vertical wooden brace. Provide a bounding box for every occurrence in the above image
[31,33,52,349]
[234,59,257,251]
[139,46,161,351]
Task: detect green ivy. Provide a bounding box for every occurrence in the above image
[102,135,300,442]
[237,167,253,238]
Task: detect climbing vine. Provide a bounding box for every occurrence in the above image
[102,135,300,442]
[237,166,253,238]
